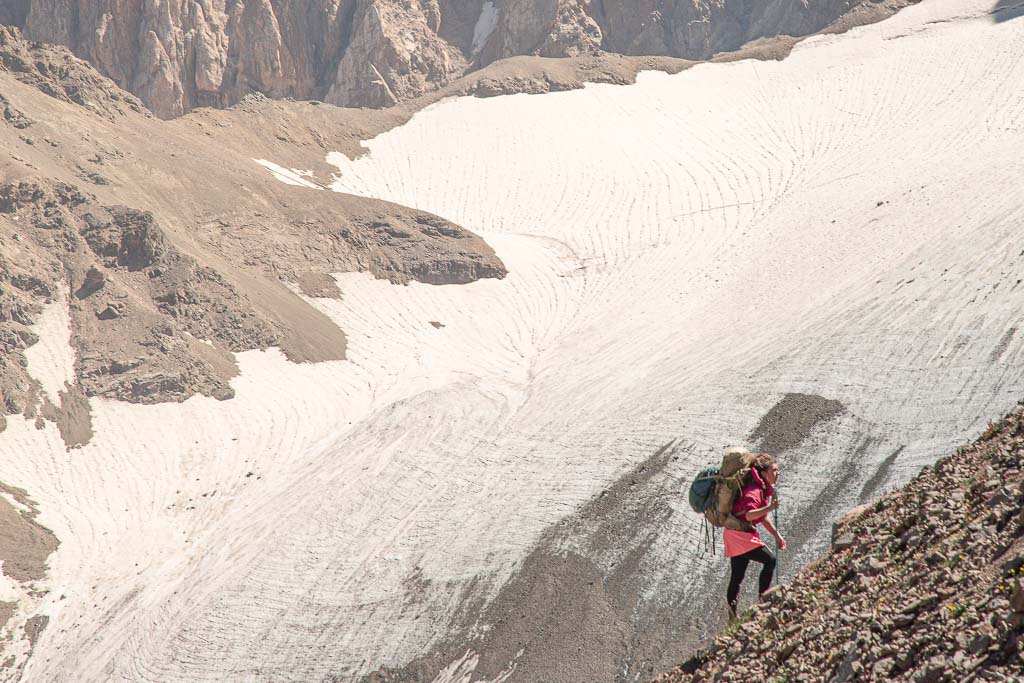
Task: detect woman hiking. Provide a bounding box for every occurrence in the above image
[725,453,786,619]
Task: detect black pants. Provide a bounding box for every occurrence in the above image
[726,546,776,610]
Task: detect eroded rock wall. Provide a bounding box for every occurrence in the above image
[594,0,859,58]
[9,0,872,116]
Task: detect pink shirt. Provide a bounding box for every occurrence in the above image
[723,469,773,558]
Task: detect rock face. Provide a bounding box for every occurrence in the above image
[7,0,876,116]
[655,405,1024,683]
[0,0,28,28]
[0,178,266,407]
[0,26,147,120]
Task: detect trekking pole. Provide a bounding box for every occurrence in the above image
[773,507,780,583]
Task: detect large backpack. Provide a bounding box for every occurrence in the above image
[688,447,756,531]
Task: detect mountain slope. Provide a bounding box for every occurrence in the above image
[657,402,1024,682]
[0,25,505,438]
[0,1,1021,681]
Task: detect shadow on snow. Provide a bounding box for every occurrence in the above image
[992,0,1024,22]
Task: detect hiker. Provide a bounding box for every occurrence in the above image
[724,453,786,618]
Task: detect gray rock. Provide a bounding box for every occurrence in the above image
[872,657,894,678]
[894,613,916,628]
[867,556,887,575]
[1010,578,1024,612]
[902,594,939,614]
[915,655,950,683]
[96,302,126,320]
[966,634,991,655]
[777,638,800,663]
[833,533,856,551]
[78,266,105,297]
[830,640,860,683]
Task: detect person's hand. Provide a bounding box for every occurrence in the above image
[777,534,787,550]
[769,497,780,511]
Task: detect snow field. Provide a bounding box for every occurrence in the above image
[22,291,75,404]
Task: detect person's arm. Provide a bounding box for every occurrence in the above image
[761,510,787,550]
[742,495,779,522]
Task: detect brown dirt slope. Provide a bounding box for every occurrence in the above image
[0,26,505,445]
[656,403,1024,683]
[0,481,58,584]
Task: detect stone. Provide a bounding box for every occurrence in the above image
[872,657,894,678]
[831,640,860,683]
[96,302,126,320]
[984,487,1011,509]
[761,584,785,602]
[915,655,950,683]
[833,533,855,551]
[1010,579,1024,613]
[893,613,915,628]
[904,529,924,549]
[966,634,991,655]
[78,266,105,297]
[777,638,799,663]
[902,594,939,614]
[895,650,915,671]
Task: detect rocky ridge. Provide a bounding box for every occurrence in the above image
[656,403,1024,683]
[2,178,269,408]
[0,27,505,444]
[5,0,917,116]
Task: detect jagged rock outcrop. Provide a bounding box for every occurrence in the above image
[476,0,602,65]
[0,26,506,444]
[5,0,904,116]
[594,0,856,58]
[0,26,147,120]
[324,0,468,107]
[0,178,267,408]
[656,404,1024,683]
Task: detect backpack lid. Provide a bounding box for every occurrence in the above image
[720,447,754,478]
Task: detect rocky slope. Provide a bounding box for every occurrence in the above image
[0,25,505,445]
[656,402,1024,683]
[4,0,916,116]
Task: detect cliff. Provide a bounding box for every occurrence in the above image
[6,0,909,117]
